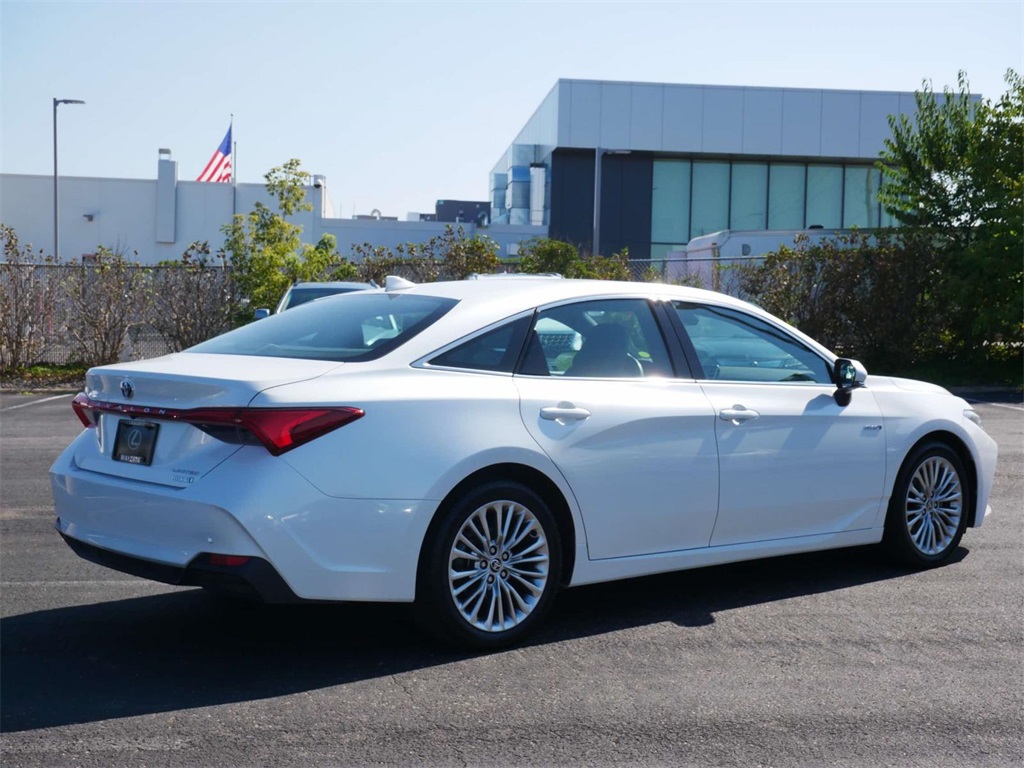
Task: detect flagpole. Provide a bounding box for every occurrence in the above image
[230,114,237,218]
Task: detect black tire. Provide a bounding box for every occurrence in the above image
[415,480,562,649]
[883,441,970,567]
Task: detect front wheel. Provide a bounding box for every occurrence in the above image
[883,442,969,566]
[416,481,562,649]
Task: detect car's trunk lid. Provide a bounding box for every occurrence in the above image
[74,353,342,487]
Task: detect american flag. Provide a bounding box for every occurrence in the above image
[196,125,232,182]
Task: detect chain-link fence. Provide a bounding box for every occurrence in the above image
[1,264,228,369]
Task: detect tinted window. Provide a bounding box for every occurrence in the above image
[674,303,832,384]
[429,316,531,373]
[190,293,457,362]
[520,299,673,379]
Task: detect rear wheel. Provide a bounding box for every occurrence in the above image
[416,480,562,649]
[884,441,969,566]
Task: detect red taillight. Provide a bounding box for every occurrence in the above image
[184,407,364,455]
[70,395,364,455]
[72,393,96,427]
[208,554,250,567]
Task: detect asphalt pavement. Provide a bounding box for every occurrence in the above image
[1,391,1021,767]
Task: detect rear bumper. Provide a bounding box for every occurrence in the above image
[50,438,438,602]
[59,528,304,603]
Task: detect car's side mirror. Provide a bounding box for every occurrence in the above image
[833,358,867,406]
[254,308,271,320]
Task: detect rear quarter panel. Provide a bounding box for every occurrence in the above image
[252,367,588,562]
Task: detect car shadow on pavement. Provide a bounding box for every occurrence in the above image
[0,544,966,732]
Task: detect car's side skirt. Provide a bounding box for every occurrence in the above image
[569,527,884,587]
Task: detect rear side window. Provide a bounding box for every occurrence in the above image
[190,293,458,362]
[429,316,531,373]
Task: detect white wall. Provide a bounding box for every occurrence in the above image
[0,171,546,265]
[551,79,919,159]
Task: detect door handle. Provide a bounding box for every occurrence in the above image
[719,406,760,425]
[540,404,592,424]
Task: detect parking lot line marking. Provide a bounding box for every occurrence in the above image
[1,393,73,412]
[2,580,173,587]
[972,401,1024,412]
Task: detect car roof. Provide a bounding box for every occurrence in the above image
[365,275,840,366]
[391,276,753,315]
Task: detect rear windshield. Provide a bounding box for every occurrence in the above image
[282,286,361,310]
[190,292,458,362]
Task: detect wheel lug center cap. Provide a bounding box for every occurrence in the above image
[490,560,501,572]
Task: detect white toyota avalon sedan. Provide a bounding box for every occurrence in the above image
[52,276,998,648]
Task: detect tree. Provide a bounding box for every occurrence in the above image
[221,159,358,320]
[736,231,942,372]
[517,238,590,277]
[878,70,1023,351]
[419,225,501,280]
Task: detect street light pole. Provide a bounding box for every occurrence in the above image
[53,98,85,261]
[593,147,603,258]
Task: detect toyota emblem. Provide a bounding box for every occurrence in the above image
[120,379,135,400]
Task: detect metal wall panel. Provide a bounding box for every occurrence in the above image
[549,149,596,250]
[568,81,602,147]
[859,92,901,156]
[701,87,744,153]
[820,91,861,157]
[630,84,664,151]
[661,85,703,152]
[742,89,784,155]
[599,153,653,260]
[599,82,632,148]
[781,90,823,156]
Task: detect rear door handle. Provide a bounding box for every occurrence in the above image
[540,405,592,424]
[719,406,760,425]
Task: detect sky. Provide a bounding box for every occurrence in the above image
[2,0,1021,219]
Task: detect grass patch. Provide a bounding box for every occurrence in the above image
[0,363,89,390]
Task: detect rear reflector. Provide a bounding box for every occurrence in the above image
[70,394,364,455]
[208,555,251,567]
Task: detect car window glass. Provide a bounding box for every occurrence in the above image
[429,316,530,373]
[189,293,457,362]
[284,287,357,310]
[520,299,672,378]
[674,302,832,383]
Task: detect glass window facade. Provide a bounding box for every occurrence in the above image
[843,166,882,228]
[805,165,843,228]
[690,162,730,237]
[768,164,806,229]
[651,160,690,245]
[730,163,768,230]
[649,159,888,251]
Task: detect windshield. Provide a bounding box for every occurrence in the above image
[190,293,458,362]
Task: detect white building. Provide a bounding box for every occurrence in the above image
[0,150,543,265]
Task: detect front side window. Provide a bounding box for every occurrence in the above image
[674,303,832,384]
[190,293,457,362]
[519,299,673,379]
